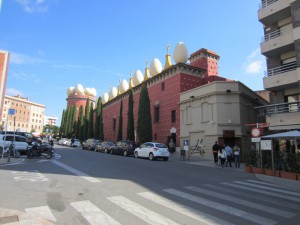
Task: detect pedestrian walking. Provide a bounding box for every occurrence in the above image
[212,141,220,165]
[220,146,226,167]
[169,138,175,154]
[224,144,233,167]
[233,144,240,168]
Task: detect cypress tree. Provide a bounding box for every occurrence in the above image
[88,103,94,138]
[137,82,152,143]
[94,97,102,138]
[83,98,90,140]
[117,100,123,141]
[77,106,84,141]
[99,102,104,141]
[59,109,65,137]
[127,90,134,141]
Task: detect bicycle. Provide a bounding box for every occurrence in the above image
[190,139,205,156]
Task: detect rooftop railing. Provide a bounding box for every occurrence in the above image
[259,0,278,9]
[261,25,293,42]
[255,101,300,116]
[264,61,297,77]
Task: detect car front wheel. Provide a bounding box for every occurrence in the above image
[149,153,155,161]
[134,151,138,158]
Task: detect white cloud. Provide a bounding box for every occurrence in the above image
[15,0,48,13]
[245,60,263,74]
[243,48,265,75]
[5,88,24,97]
[10,52,46,65]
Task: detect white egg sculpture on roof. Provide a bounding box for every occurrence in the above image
[109,87,118,99]
[75,84,85,95]
[150,58,162,76]
[133,70,144,86]
[102,92,109,104]
[67,87,75,96]
[173,42,189,64]
[119,79,129,94]
[91,88,97,97]
[84,87,92,96]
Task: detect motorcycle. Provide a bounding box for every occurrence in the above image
[27,141,55,159]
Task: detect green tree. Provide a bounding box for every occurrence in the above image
[59,109,66,137]
[137,82,152,143]
[88,102,94,138]
[94,97,102,138]
[117,100,123,141]
[43,124,60,134]
[77,106,84,141]
[98,100,104,140]
[83,98,90,140]
[127,90,135,141]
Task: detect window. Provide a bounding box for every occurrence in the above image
[161,82,165,91]
[113,118,116,131]
[171,110,176,123]
[154,105,160,122]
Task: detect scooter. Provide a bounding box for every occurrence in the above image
[27,141,55,159]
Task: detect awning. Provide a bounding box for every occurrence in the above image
[261,130,300,139]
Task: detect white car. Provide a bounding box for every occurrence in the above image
[67,139,81,147]
[0,134,28,155]
[134,142,170,161]
[58,138,69,145]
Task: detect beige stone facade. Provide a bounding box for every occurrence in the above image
[179,81,268,159]
[1,95,45,133]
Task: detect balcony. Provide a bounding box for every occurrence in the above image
[258,0,291,25]
[263,62,299,90]
[256,101,300,116]
[261,26,294,57]
[255,101,300,130]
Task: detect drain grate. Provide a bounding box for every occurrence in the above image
[0,215,19,224]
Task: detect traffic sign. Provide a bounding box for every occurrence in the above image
[8,108,15,115]
[251,128,261,137]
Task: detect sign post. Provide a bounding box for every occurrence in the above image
[6,109,15,162]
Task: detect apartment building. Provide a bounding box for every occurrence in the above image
[44,115,58,126]
[1,95,45,133]
[256,0,300,130]
[0,51,9,121]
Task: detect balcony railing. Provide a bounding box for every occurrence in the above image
[264,61,297,77]
[261,25,293,42]
[259,0,278,9]
[255,101,300,116]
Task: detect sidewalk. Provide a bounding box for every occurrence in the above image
[170,151,300,191]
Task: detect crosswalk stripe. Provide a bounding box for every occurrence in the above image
[233,181,300,197]
[246,180,281,187]
[138,191,235,225]
[107,195,180,225]
[25,206,56,222]
[71,200,121,225]
[164,189,277,225]
[185,186,295,218]
[52,160,100,183]
[222,182,300,203]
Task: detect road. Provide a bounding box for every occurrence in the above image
[0,145,299,225]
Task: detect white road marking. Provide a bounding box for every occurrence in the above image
[71,200,121,225]
[25,206,56,222]
[164,188,277,225]
[12,170,48,182]
[107,195,180,225]
[138,191,235,225]
[185,186,295,218]
[233,181,300,197]
[51,160,100,183]
[223,182,300,203]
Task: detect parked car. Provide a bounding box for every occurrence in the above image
[58,138,69,145]
[67,139,81,147]
[134,142,170,161]
[95,141,115,153]
[0,134,29,155]
[82,138,101,150]
[110,140,140,156]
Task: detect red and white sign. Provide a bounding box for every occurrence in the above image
[251,128,261,137]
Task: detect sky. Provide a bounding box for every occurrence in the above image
[0,0,265,126]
